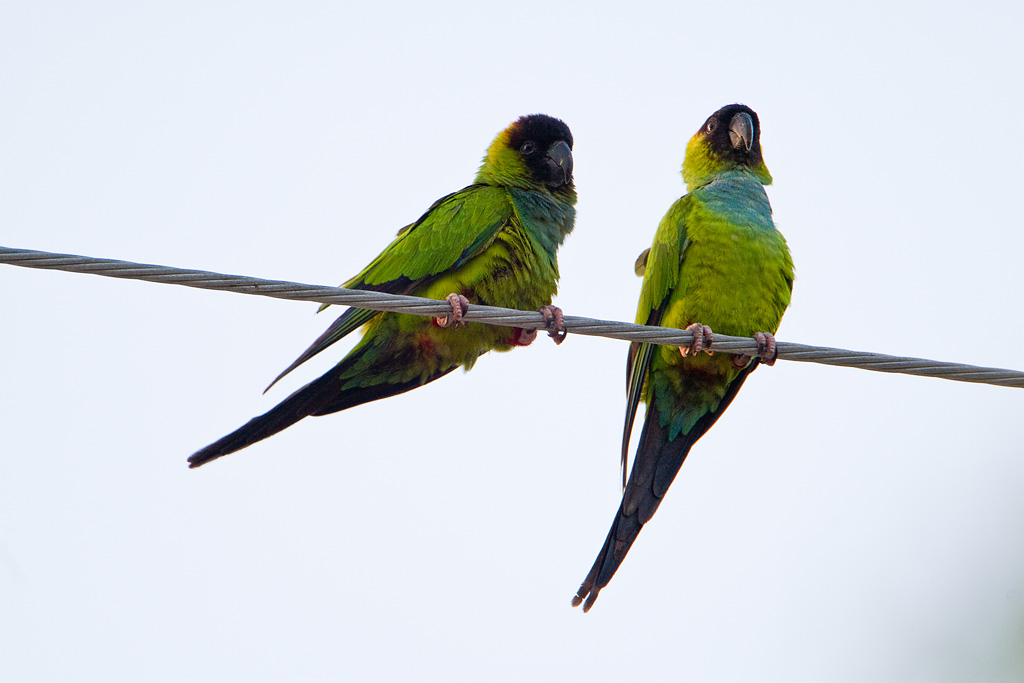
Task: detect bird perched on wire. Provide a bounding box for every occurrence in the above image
[188,114,575,468]
[572,104,794,611]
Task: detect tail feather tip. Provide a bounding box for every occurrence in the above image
[572,584,601,612]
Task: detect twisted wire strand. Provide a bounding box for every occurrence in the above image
[3,245,1023,388]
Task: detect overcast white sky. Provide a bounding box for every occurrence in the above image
[3,2,1024,681]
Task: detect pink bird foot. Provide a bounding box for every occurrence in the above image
[732,331,778,368]
[434,293,470,329]
[680,323,713,357]
[754,331,778,365]
[540,305,567,345]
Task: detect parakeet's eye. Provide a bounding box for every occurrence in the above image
[706,119,717,133]
[519,140,537,154]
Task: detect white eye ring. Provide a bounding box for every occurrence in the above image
[706,119,717,133]
[520,140,537,154]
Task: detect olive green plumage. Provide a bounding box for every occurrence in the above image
[573,104,794,610]
[188,114,575,468]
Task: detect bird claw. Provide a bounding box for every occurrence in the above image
[731,332,777,367]
[539,305,567,345]
[434,293,470,329]
[679,323,713,357]
[754,331,778,366]
[732,353,751,368]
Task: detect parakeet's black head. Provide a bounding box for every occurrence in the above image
[506,114,574,189]
[477,114,575,194]
[683,104,772,189]
[699,104,763,167]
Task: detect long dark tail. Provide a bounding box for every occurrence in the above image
[187,363,457,468]
[572,363,757,611]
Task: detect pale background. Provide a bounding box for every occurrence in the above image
[3,2,1023,681]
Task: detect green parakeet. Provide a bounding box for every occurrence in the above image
[572,104,794,611]
[188,114,575,468]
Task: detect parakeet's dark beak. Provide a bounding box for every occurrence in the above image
[728,112,754,152]
[544,140,573,188]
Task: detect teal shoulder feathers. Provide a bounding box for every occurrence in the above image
[574,104,793,611]
[189,114,576,468]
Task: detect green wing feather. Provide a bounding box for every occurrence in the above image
[634,196,690,325]
[267,185,514,389]
[620,196,692,485]
[264,307,379,392]
[622,340,654,487]
[343,185,512,289]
